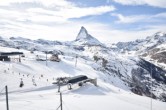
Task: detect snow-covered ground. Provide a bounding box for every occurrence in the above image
[0,46,166,110]
[1,86,166,110]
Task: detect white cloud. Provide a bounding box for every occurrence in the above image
[0,20,109,41]
[154,13,166,18]
[111,13,147,23]
[112,0,166,8]
[89,24,166,43]
[111,12,166,24]
[0,0,116,42]
[0,0,73,7]
[0,0,115,23]
[26,6,115,22]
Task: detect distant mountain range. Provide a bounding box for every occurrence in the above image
[114,32,166,68]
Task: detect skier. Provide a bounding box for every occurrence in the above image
[32,78,37,86]
[19,78,24,88]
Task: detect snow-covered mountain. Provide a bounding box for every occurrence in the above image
[72,26,103,46]
[115,32,166,52]
[114,32,166,69]
[0,27,166,110]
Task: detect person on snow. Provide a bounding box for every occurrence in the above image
[19,78,24,88]
[32,78,37,86]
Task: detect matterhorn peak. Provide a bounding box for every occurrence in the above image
[74,26,103,46]
[76,26,91,40]
[80,26,87,32]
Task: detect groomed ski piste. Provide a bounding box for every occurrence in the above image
[0,46,166,110]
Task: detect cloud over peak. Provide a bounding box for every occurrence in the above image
[111,12,166,24]
[112,0,166,8]
[0,0,115,23]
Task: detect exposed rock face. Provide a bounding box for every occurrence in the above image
[151,52,166,64]
[130,59,166,100]
[74,26,103,46]
[137,59,166,83]
[76,26,90,40]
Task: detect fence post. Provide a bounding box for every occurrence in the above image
[5,86,9,110]
[60,92,63,110]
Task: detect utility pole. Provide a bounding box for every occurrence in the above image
[60,92,63,110]
[46,51,47,66]
[150,63,152,110]
[58,81,61,93]
[75,55,78,67]
[19,55,21,62]
[5,86,9,110]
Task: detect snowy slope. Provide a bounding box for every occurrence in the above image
[0,46,166,110]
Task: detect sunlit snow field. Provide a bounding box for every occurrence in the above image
[0,46,166,110]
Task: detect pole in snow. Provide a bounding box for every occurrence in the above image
[75,55,78,67]
[19,55,21,62]
[150,63,152,110]
[60,92,63,110]
[5,86,9,110]
[46,51,47,66]
[58,81,61,93]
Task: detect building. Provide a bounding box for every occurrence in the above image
[0,52,23,61]
[67,75,88,84]
[49,54,61,62]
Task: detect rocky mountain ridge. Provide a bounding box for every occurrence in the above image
[113,32,166,69]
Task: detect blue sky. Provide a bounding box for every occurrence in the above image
[0,0,166,43]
